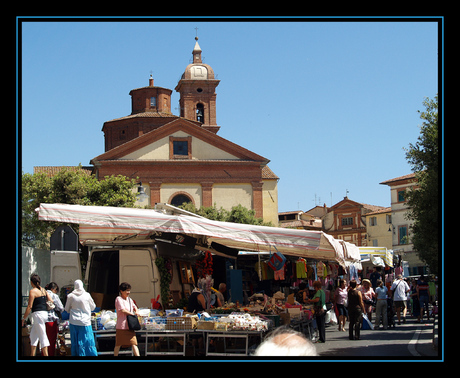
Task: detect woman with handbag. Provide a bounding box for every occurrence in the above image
[114,282,140,356]
[360,279,376,322]
[21,274,53,356]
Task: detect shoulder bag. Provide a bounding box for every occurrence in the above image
[126,297,141,331]
[42,288,55,311]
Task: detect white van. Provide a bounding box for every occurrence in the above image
[85,246,160,309]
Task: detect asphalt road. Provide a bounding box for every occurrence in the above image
[313,315,439,359]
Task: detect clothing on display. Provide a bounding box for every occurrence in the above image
[296,259,307,279]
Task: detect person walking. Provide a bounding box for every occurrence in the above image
[334,279,348,332]
[417,275,430,323]
[347,280,365,340]
[360,279,376,322]
[65,280,98,356]
[374,279,388,330]
[307,281,327,343]
[114,282,140,356]
[44,282,65,356]
[390,275,410,325]
[21,274,52,356]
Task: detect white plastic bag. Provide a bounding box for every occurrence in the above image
[326,309,337,325]
[101,310,117,330]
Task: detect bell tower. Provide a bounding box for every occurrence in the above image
[175,37,220,133]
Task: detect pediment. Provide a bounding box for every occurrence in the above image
[91,118,268,164]
[331,198,362,210]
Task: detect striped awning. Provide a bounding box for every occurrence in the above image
[36,203,350,267]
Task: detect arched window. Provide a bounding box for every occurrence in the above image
[170,194,193,207]
[196,103,204,123]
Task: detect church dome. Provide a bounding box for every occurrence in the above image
[180,38,215,80]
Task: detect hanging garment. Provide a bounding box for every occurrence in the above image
[274,268,285,280]
[296,260,307,278]
[317,261,326,278]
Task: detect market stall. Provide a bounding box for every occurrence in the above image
[34,203,363,356]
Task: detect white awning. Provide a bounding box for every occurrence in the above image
[36,203,349,267]
[359,247,393,267]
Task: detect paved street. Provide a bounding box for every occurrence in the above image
[313,316,439,359]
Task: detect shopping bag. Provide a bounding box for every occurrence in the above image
[362,313,374,330]
[267,251,286,271]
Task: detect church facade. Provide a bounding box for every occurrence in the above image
[91,38,279,225]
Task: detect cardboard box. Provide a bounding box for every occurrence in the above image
[91,292,117,310]
[287,307,301,319]
[165,316,198,330]
[279,312,290,325]
[197,320,216,330]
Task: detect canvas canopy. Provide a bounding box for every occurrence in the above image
[359,247,393,268]
[35,203,358,268]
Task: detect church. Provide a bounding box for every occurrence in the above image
[90,38,279,225]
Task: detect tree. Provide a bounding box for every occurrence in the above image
[22,166,137,248]
[178,202,273,226]
[404,94,439,274]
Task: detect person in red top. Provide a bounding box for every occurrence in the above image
[114,282,140,356]
[417,275,430,323]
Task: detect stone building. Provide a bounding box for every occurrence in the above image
[91,38,279,224]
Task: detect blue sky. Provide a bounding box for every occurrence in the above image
[20,19,439,213]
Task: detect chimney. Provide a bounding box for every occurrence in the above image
[149,74,154,87]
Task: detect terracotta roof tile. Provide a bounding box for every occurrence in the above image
[33,166,93,177]
[262,165,279,180]
[379,173,416,185]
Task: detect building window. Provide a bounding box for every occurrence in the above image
[386,214,392,224]
[173,141,188,156]
[169,136,192,159]
[170,193,192,207]
[150,97,157,107]
[369,216,377,226]
[398,225,408,245]
[397,190,406,202]
[341,217,353,226]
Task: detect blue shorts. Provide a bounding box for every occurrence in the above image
[336,303,348,317]
[419,295,429,310]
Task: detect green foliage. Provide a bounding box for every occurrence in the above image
[154,256,172,309]
[404,94,439,274]
[21,166,137,248]
[178,202,273,226]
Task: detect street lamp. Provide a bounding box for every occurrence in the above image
[136,182,149,202]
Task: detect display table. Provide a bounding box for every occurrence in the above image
[204,329,266,356]
[93,328,267,356]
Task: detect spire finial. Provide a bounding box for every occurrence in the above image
[194,27,199,40]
